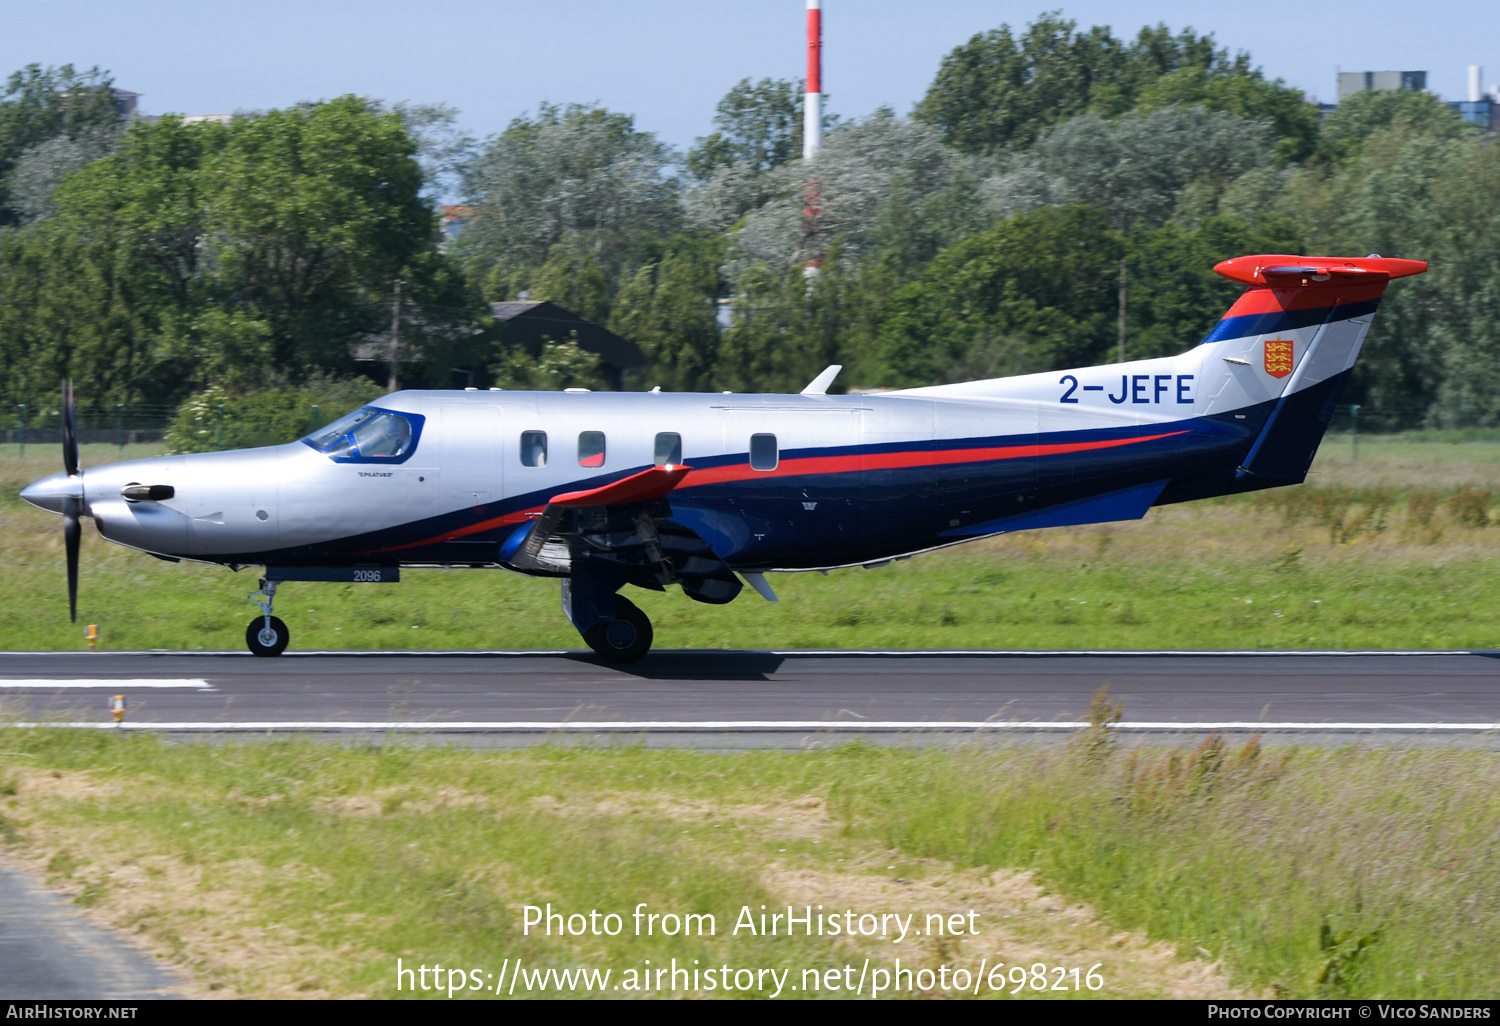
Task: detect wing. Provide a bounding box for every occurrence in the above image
[503,465,742,605]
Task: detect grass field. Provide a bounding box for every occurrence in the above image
[7,435,1500,651]
[0,728,1495,999]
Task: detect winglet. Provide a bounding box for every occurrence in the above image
[550,464,692,507]
[801,364,842,396]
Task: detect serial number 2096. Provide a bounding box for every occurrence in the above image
[1000,963,1104,994]
[352,570,385,582]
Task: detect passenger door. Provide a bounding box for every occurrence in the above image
[440,402,505,513]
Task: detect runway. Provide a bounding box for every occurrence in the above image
[1,650,1498,742]
[0,861,181,999]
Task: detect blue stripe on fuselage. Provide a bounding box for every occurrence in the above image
[1198,298,1379,346]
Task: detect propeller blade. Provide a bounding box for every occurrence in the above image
[62,496,80,623]
[62,379,78,478]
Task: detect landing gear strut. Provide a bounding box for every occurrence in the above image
[245,579,289,657]
[583,594,653,663]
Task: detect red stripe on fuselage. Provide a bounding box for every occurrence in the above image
[676,430,1190,488]
[356,429,1188,555]
[359,507,540,554]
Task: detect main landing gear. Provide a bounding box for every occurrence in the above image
[246,579,289,657]
[582,594,653,663]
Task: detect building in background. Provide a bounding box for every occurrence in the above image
[1337,70,1427,100]
[1450,65,1500,131]
[1333,66,1497,132]
[111,88,140,119]
[488,301,649,392]
[439,205,470,248]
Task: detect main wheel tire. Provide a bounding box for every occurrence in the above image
[245,615,290,657]
[582,595,653,663]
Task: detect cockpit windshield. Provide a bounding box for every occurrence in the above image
[301,406,422,463]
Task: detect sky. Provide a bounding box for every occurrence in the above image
[2,0,1496,155]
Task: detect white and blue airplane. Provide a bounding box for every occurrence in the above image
[22,253,1426,661]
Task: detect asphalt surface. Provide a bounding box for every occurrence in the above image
[0,862,181,999]
[1,649,1498,734]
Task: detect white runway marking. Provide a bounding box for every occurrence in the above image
[0,679,211,689]
[11,720,1500,732]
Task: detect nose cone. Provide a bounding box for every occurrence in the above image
[20,471,82,514]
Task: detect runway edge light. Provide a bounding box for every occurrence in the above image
[86,624,98,648]
[111,694,126,725]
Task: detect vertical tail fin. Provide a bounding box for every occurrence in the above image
[1200,255,1426,486]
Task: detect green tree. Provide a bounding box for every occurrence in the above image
[1124,214,1304,360]
[527,246,613,324]
[1274,123,1478,427]
[0,63,120,225]
[162,373,385,453]
[730,110,983,280]
[608,235,725,391]
[459,103,680,306]
[202,97,433,373]
[1136,66,1318,164]
[984,104,1275,361]
[489,337,607,391]
[8,123,120,224]
[877,206,1123,386]
[717,251,866,394]
[914,14,1313,161]
[0,98,470,407]
[686,78,804,180]
[913,13,1124,154]
[1318,89,1475,164]
[0,225,147,405]
[1425,140,1500,426]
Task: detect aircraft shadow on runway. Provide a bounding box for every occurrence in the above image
[564,651,788,681]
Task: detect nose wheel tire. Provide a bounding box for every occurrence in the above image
[583,595,653,663]
[246,615,290,657]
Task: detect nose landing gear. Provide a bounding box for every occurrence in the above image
[245,579,289,657]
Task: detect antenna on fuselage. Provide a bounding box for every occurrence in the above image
[801,364,842,396]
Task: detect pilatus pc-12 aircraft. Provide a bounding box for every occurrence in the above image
[23,253,1425,662]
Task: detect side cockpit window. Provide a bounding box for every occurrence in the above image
[302,406,421,464]
[352,413,411,457]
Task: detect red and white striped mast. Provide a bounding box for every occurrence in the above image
[804,0,822,160]
[803,0,823,274]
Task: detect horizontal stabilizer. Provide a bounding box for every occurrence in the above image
[1214,254,1427,288]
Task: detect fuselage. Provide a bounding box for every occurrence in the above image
[22,254,1424,580]
[20,358,1313,575]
